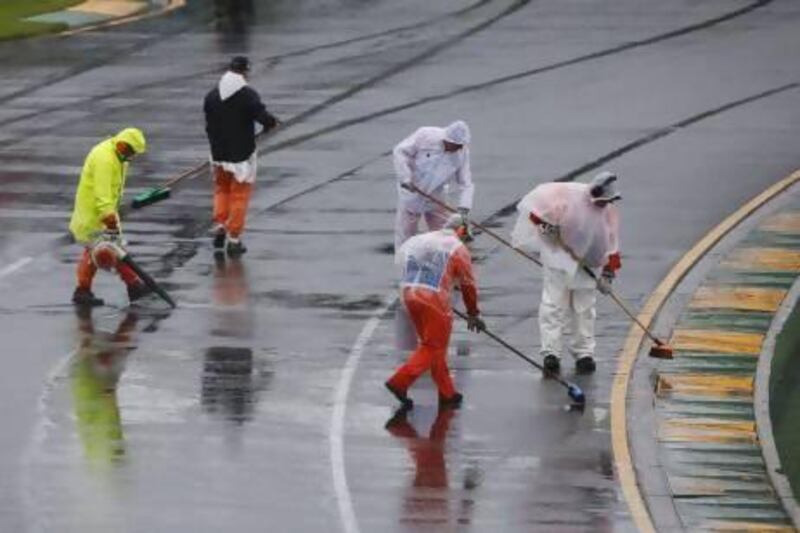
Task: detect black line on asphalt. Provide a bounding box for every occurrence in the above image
[251,151,392,217]
[0,0,780,290]
[0,7,209,109]
[259,0,774,155]
[250,81,800,270]
[0,0,495,132]
[266,0,531,142]
[479,81,800,233]
[142,0,530,201]
[131,82,800,280]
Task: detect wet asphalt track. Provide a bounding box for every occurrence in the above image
[1,0,800,531]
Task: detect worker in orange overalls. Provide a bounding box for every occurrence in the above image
[386,215,485,409]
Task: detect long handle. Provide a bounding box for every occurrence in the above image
[147,122,284,193]
[402,183,665,346]
[451,307,573,390]
[401,183,544,267]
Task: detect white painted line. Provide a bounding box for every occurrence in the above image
[0,257,33,279]
[330,289,397,533]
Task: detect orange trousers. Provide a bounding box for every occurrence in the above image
[387,291,456,399]
[213,167,253,239]
[76,248,139,290]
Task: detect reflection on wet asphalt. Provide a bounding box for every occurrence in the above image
[202,255,272,425]
[71,308,138,466]
[384,406,474,527]
[2,0,800,530]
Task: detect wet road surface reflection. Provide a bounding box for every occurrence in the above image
[385,406,476,528]
[71,308,138,467]
[203,255,271,426]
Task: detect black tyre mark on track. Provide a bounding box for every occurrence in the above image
[273,0,530,133]
[261,0,774,155]
[0,0,524,272]
[480,81,800,232]
[113,2,793,282]
[249,82,800,249]
[0,9,210,108]
[0,0,780,289]
[119,0,530,206]
[0,0,495,132]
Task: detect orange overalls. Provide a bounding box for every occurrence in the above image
[76,248,139,290]
[387,232,478,400]
[213,167,253,239]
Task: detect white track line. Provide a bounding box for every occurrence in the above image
[0,257,32,279]
[330,289,397,533]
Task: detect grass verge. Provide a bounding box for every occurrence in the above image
[0,0,85,41]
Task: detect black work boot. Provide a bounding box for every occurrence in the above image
[127,282,152,303]
[543,353,561,374]
[72,287,104,307]
[385,381,413,410]
[439,392,464,409]
[213,229,226,250]
[384,405,411,430]
[226,239,247,257]
[575,355,597,374]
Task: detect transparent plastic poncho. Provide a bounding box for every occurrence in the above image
[511,182,619,276]
[396,231,462,289]
[396,229,478,316]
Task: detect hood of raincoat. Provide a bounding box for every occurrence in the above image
[114,127,146,154]
[219,71,247,101]
[444,120,470,145]
[511,182,619,272]
[396,229,462,267]
[589,171,621,202]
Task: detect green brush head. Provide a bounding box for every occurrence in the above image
[131,187,171,209]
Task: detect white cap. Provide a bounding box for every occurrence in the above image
[589,171,621,203]
[444,120,470,145]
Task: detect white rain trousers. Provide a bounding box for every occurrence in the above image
[393,126,474,251]
[539,266,596,358]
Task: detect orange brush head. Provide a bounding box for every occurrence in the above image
[648,341,674,359]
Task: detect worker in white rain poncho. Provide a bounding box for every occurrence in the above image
[511,171,622,374]
[393,120,474,253]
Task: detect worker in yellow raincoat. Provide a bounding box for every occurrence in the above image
[69,128,148,307]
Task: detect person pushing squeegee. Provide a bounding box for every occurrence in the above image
[400,172,673,371]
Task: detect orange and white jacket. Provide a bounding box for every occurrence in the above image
[396,229,479,316]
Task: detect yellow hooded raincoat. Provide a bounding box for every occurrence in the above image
[69,128,146,243]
